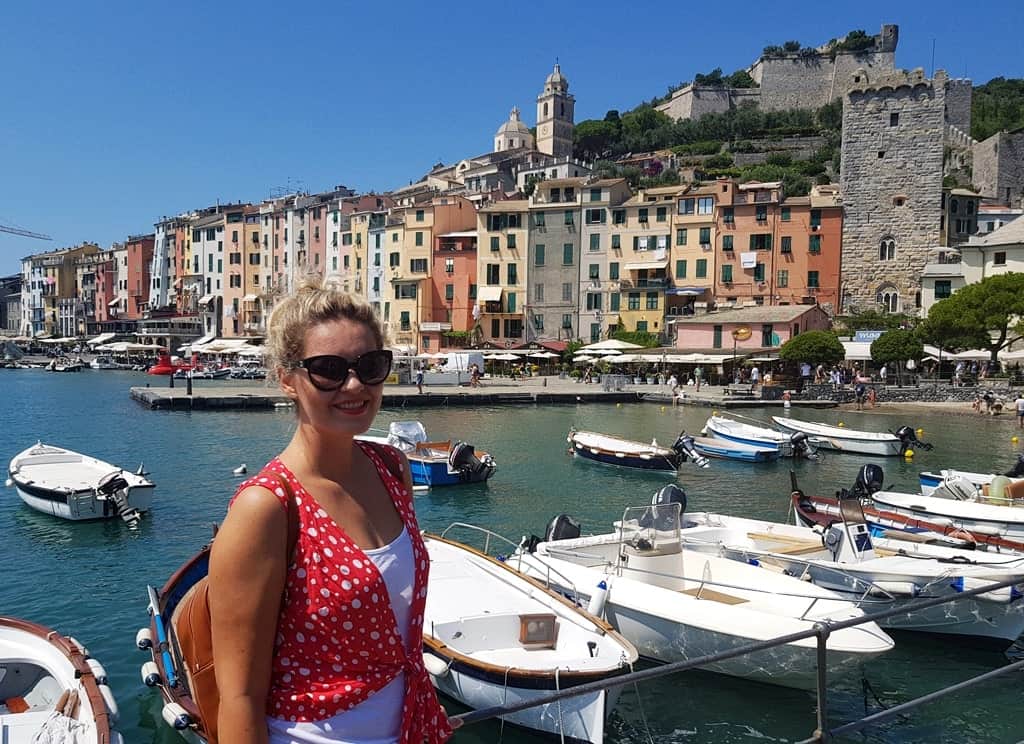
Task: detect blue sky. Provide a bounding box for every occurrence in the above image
[1,0,1021,274]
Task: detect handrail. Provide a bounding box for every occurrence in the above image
[450,568,1024,742]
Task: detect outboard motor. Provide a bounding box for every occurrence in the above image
[448,442,495,482]
[96,471,141,527]
[545,514,581,542]
[671,434,710,469]
[789,432,817,460]
[1005,454,1024,479]
[638,484,687,532]
[847,464,884,500]
[895,425,933,454]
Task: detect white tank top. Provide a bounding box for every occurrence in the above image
[267,526,415,744]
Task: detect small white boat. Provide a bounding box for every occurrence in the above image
[0,616,123,744]
[688,434,780,463]
[7,442,154,525]
[360,421,497,487]
[772,416,930,457]
[89,356,119,370]
[703,416,817,459]
[870,490,1024,543]
[920,458,1024,501]
[675,498,1024,648]
[566,428,709,472]
[424,531,638,744]
[512,498,894,690]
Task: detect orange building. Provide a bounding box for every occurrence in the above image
[714,182,842,312]
[123,234,155,319]
[423,230,478,351]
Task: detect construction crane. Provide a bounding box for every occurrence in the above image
[0,223,52,240]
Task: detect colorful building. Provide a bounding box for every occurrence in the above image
[423,230,478,351]
[527,178,584,343]
[476,199,528,347]
[672,304,831,353]
[616,186,675,337]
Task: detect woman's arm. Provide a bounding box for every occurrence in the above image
[209,485,290,744]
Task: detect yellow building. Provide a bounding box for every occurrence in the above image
[668,180,729,317]
[476,199,528,346]
[615,186,676,336]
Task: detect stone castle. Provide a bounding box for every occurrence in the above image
[657,25,900,120]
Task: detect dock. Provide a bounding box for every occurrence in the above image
[129,377,836,411]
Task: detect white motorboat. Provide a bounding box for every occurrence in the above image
[672,490,1024,647]
[0,616,123,744]
[88,356,120,370]
[703,416,817,459]
[511,500,894,690]
[870,490,1024,543]
[7,442,154,525]
[920,458,1024,501]
[424,531,638,744]
[771,416,930,457]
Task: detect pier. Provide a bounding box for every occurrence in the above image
[129,377,837,410]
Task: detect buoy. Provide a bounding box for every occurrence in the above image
[660,406,665,412]
[916,428,924,437]
[587,579,610,617]
[232,464,247,476]
[838,422,845,428]
[141,661,162,687]
[4,478,12,488]
[136,627,153,651]
[904,449,915,458]
[1013,436,1020,444]
[616,402,621,407]
[712,410,718,416]
[162,702,192,730]
[577,396,583,402]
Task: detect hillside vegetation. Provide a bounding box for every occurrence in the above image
[972,78,1024,141]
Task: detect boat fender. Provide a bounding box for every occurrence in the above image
[162,702,193,730]
[587,579,610,617]
[141,661,162,687]
[86,658,108,685]
[952,577,1024,604]
[68,636,89,656]
[136,627,154,651]
[99,683,119,722]
[4,478,11,488]
[868,581,920,598]
[423,652,451,678]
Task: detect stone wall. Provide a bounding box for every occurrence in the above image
[731,135,828,166]
[801,382,1016,403]
[944,79,973,134]
[755,49,897,112]
[656,86,760,121]
[973,130,1024,206]
[839,70,947,313]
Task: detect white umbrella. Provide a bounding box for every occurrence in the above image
[592,348,622,356]
[527,352,549,359]
[430,351,449,359]
[493,353,518,361]
[579,339,643,351]
[574,355,595,363]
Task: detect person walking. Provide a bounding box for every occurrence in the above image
[693,365,703,392]
[208,277,456,744]
[1015,393,1024,428]
[415,365,425,394]
[750,365,760,390]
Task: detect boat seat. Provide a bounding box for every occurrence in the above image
[20,674,63,711]
[680,586,748,604]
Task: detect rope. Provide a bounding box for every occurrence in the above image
[628,660,656,744]
[555,667,565,744]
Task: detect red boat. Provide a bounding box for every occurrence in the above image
[147,353,198,376]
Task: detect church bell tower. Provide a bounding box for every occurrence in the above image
[536,63,575,158]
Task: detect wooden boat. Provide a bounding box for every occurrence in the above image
[139,547,209,743]
[676,499,1024,648]
[870,491,1024,543]
[512,499,894,690]
[772,416,931,457]
[689,434,779,463]
[0,616,123,744]
[424,531,638,743]
[566,428,709,472]
[703,415,817,459]
[360,421,496,487]
[7,442,154,525]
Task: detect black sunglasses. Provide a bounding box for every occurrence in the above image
[295,350,393,390]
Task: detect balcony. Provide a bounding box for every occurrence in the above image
[636,277,668,289]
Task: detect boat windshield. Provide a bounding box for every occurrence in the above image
[616,503,682,553]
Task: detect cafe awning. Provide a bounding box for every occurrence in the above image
[108,298,121,307]
[87,332,115,346]
[666,286,708,296]
[478,286,503,302]
[623,260,669,271]
[197,294,216,305]
[242,294,259,302]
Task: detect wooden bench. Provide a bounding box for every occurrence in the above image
[747,532,824,556]
[681,586,748,605]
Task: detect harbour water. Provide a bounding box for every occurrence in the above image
[1,369,1022,743]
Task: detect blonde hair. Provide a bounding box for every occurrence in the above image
[265,276,386,385]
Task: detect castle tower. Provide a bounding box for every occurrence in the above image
[493,106,534,153]
[536,63,575,158]
[839,69,948,315]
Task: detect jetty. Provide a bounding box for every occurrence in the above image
[129,377,836,411]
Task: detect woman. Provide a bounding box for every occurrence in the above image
[208,278,454,744]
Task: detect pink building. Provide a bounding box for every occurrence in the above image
[672,305,830,352]
[124,234,155,319]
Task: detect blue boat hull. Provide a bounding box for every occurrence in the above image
[408,457,494,487]
[709,431,784,455]
[691,440,779,463]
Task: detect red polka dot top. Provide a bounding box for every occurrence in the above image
[231,441,452,743]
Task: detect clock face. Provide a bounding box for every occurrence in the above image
[540,124,549,136]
